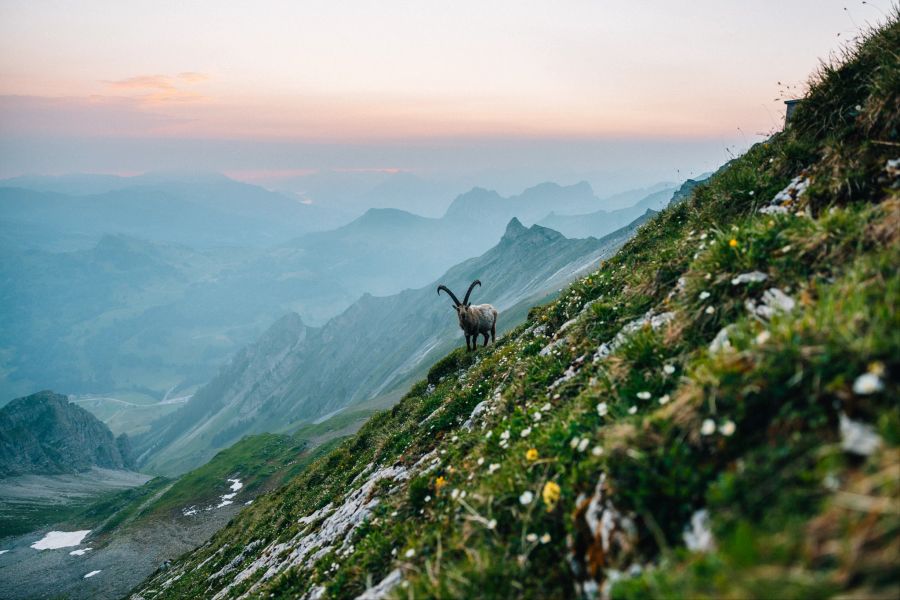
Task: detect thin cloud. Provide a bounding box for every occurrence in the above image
[177,72,210,83]
[105,75,178,91]
[0,94,191,137]
[102,73,210,106]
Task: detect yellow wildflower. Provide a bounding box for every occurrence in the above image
[542,481,561,512]
[729,238,739,248]
[435,476,447,490]
[525,448,539,461]
[868,361,886,376]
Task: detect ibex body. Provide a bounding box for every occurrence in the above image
[437,279,498,351]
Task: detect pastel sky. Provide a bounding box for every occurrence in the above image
[0,0,894,187]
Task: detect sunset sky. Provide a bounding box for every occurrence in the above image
[0,0,893,189]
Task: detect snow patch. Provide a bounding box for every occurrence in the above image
[30,530,91,550]
[69,547,92,556]
[185,478,244,514]
[83,570,102,579]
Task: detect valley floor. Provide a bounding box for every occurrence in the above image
[0,499,241,600]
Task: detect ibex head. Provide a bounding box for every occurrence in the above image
[437,279,481,325]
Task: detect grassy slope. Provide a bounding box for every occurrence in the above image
[1,410,364,543]
[134,16,899,600]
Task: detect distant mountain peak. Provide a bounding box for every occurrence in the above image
[502,217,527,239]
[501,217,564,244]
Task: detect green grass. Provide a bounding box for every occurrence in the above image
[132,12,900,600]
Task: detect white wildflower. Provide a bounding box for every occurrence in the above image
[477,457,484,466]
[526,533,538,543]
[663,364,676,375]
[520,427,532,438]
[628,405,638,415]
[519,490,534,505]
[486,519,497,530]
[500,430,510,441]
[719,420,736,436]
[451,489,460,500]
[541,402,552,411]
[591,446,604,457]
[532,412,543,422]
[840,413,882,456]
[488,463,500,474]
[577,438,590,453]
[637,391,651,400]
[700,419,716,436]
[540,533,551,544]
[683,509,715,552]
[699,291,711,300]
[405,548,416,558]
[570,437,581,449]
[705,306,715,315]
[755,330,771,345]
[852,372,884,395]
[596,402,609,417]
[659,394,671,405]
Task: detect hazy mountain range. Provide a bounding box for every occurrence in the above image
[0,171,348,252]
[134,213,655,475]
[0,174,670,406]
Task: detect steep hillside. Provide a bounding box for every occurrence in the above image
[137,217,645,475]
[0,391,133,477]
[132,17,899,599]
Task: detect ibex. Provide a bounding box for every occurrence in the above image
[437,279,498,351]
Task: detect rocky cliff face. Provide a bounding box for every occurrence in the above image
[0,390,134,477]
